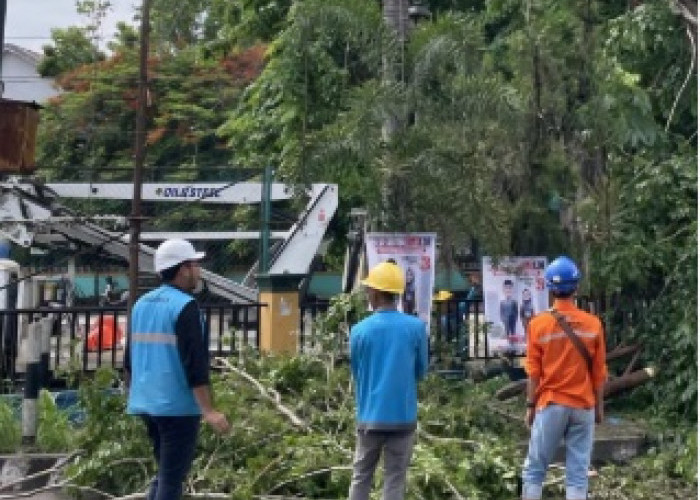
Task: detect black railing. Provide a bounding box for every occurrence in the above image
[428,294,646,365]
[0,303,265,389]
[576,294,648,350]
[431,299,488,363]
[2,294,644,389]
[298,298,490,362]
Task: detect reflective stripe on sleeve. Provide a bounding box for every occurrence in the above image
[538,331,598,344]
[131,332,177,345]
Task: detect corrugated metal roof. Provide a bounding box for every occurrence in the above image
[3,43,42,65]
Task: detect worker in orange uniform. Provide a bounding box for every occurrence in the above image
[521,256,607,500]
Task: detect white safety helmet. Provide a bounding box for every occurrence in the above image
[154,239,205,273]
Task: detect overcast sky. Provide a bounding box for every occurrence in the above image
[5,0,138,53]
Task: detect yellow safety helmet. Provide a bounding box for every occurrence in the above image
[433,290,453,302]
[361,261,405,294]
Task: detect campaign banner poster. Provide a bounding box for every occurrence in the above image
[482,256,548,356]
[365,233,436,330]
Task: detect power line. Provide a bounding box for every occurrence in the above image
[0,177,259,292]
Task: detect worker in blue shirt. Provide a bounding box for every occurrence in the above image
[349,261,429,500]
[125,239,230,500]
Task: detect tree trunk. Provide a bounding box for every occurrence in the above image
[603,367,656,398]
[380,0,409,228]
[493,365,655,401]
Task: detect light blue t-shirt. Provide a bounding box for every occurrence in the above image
[350,310,429,430]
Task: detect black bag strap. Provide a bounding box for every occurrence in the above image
[550,309,593,373]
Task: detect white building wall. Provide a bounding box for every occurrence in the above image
[2,51,59,103]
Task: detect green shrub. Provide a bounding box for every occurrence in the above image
[37,389,74,452]
[0,398,20,452]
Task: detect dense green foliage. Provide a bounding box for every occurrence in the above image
[0,398,20,452]
[16,357,694,499]
[37,27,105,77]
[36,390,75,452]
[60,362,523,499]
[34,0,696,419]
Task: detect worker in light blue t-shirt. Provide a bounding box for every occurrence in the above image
[349,261,429,500]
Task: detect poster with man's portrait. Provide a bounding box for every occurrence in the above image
[482,257,548,356]
[365,233,436,333]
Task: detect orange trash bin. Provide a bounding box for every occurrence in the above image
[86,317,124,351]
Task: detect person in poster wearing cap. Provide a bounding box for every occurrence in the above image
[125,239,230,500]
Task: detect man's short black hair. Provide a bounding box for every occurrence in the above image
[378,290,399,303]
[552,289,576,299]
[504,279,514,286]
[159,262,184,282]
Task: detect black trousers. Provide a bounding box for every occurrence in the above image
[141,414,201,500]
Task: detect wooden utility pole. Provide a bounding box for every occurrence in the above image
[0,0,6,97]
[127,0,150,332]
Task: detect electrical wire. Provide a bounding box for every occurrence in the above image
[0,176,267,291]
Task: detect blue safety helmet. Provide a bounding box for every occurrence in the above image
[545,256,580,294]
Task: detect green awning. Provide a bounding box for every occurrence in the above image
[307,273,342,299]
[434,268,469,292]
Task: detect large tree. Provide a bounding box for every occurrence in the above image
[37,27,105,77]
[35,0,696,416]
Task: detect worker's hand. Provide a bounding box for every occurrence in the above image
[595,405,604,424]
[525,407,535,429]
[203,410,230,434]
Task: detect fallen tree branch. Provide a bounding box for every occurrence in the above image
[114,493,231,499]
[444,477,467,500]
[604,367,656,398]
[622,348,642,377]
[213,357,309,430]
[249,455,285,490]
[0,451,83,493]
[267,466,352,495]
[494,343,656,402]
[485,402,525,424]
[253,496,350,500]
[0,482,114,499]
[189,443,224,491]
[494,379,527,401]
[496,366,657,401]
[543,466,597,487]
[606,344,641,361]
[666,25,696,132]
[671,0,698,28]
[418,427,482,449]
[0,453,158,500]
[0,455,151,500]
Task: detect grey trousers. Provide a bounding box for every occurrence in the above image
[348,429,415,500]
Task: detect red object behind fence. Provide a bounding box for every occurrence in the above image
[86,317,124,351]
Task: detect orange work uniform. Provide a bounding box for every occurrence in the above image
[524,299,607,410]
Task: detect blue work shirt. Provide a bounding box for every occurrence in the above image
[350,310,429,431]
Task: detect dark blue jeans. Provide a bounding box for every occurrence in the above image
[141,415,201,500]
